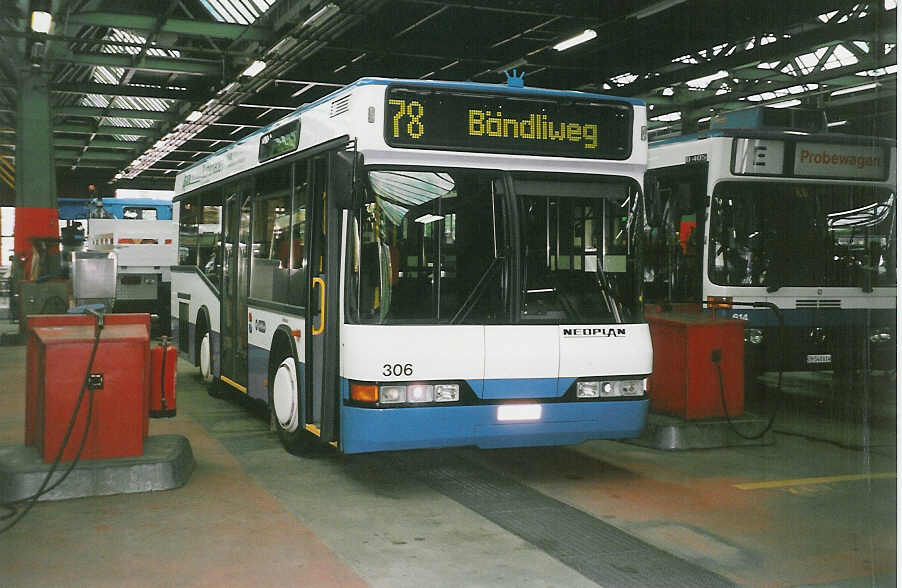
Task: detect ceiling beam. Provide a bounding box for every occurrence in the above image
[55,105,175,121]
[55,123,158,137]
[52,52,222,76]
[52,82,192,101]
[53,138,139,150]
[64,12,271,42]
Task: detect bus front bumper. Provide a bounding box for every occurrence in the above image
[339,399,649,454]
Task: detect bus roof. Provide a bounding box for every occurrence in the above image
[180,77,645,177]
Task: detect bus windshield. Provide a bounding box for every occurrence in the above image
[349,169,641,324]
[709,181,896,289]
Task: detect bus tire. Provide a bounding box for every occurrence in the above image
[270,353,313,455]
[199,329,223,398]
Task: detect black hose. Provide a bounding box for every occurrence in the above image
[159,336,168,412]
[0,314,104,534]
[705,300,785,440]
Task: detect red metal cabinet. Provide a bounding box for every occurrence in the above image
[646,312,745,420]
[26,314,150,462]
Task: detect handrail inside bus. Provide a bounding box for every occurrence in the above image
[312,277,326,335]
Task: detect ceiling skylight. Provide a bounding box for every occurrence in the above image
[199,0,277,25]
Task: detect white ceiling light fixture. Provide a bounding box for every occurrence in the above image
[553,29,597,52]
[241,60,267,77]
[30,10,52,34]
[630,0,687,20]
[830,82,878,96]
[303,3,340,28]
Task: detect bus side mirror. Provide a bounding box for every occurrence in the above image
[330,151,363,210]
[644,177,662,228]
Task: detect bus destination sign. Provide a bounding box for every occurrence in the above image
[384,86,633,160]
[259,120,301,163]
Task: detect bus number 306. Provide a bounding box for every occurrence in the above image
[383,363,414,377]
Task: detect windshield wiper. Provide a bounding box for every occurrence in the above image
[450,257,502,324]
[594,264,623,323]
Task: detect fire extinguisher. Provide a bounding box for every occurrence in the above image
[150,336,177,418]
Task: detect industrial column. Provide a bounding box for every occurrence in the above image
[15,67,57,279]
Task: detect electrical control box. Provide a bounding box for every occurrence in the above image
[646,312,745,420]
[26,313,151,462]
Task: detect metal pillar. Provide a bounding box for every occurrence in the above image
[14,67,58,278]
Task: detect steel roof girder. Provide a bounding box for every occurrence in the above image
[55,52,221,76]
[52,82,191,101]
[53,137,139,150]
[65,12,270,42]
[55,149,132,161]
[55,123,158,137]
[56,105,175,121]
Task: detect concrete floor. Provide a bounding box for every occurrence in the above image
[0,342,896,587]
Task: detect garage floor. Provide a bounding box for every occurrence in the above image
[0,344,896,587]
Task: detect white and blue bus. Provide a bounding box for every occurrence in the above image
[171,77,652,454]
[645,107,896,376]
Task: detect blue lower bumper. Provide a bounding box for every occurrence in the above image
[340,399,649,454]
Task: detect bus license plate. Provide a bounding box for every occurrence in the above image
[806,354,832,365]
[497,404,542,422]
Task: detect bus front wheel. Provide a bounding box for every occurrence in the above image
[199,330,223,398]
[270,354,313,455]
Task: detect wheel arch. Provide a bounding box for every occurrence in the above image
[268,325,300,390]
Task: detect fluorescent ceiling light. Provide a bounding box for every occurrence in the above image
[415,214,444,224]
[770,99,802,108]
[630,0,687,20]
[186,110,203,122]
[241,60,267,77]
[553,29,597,52]
[303,3,339,27]
[830,82,878,96]
[30,11,52,34]
[496,58,527,73]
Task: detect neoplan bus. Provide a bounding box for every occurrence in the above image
[171,77,652,454]
[645,107,896,376]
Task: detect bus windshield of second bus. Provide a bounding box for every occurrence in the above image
[708,181,896,290]
[349,169,641,326]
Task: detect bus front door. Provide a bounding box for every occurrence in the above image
[220,187,251,392]
[305,155,341,443]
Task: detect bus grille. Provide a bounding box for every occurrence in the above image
[330,95,351,117]
[796,299,842,309]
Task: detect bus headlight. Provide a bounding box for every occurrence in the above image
[745,328,764,345]
[406,384,434,403]
[379,385,406,404]
[869,328,893,344]
[371,383,460,404]
[617,380,646,396]
[577,379,646,398]
[577,381,600,398]
[434,384,460,402]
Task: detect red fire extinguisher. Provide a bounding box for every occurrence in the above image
[150,336,177,418]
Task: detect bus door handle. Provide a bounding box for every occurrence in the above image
[312,277,326,335]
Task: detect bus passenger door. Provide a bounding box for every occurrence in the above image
[220,186,252,391]
[305,154,343,443]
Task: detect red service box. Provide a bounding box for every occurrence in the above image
[26,314,150,462]
[150,341,177,418]
[647,312,745,420]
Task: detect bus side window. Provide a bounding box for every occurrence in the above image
[251,165,292,304]
[288,160,309,308]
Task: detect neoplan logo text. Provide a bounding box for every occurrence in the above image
[562,327,627,337]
